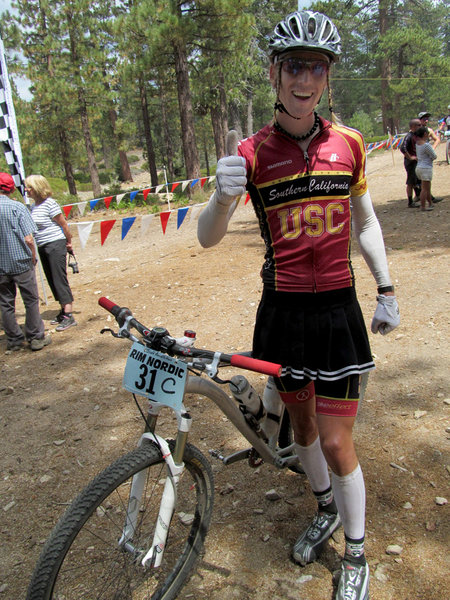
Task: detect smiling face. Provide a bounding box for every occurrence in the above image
[270,50,330,125]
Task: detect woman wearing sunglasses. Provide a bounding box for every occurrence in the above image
[198,11,400,599]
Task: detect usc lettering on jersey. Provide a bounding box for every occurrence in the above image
[238,117,368,293]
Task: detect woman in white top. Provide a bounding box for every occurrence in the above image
[415,126,437,212]
[26,175,77,331]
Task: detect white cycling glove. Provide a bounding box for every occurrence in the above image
[215,155,247,206]
[371,294,400,335]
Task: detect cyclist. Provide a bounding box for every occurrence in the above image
[198,10,400,600]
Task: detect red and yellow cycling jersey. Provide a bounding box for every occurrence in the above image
[238,117,368,293]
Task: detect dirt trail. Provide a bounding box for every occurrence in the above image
[1,145,449,599]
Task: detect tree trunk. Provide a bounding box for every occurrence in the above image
[139,80,158,187]
[211,104,225,159]
[108,107,133,182]
[246,89,253,137]
[379,0,394,134]
[172,39,200,181]
[78,87,102,198]
[58,127,77,196]
[158,81,175,181]
[229,100,243,140]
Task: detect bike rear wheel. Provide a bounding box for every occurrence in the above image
[26,441,214,600]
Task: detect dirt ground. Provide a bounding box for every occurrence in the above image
[1,144,449,600]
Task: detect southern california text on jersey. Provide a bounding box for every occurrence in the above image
[238,117,368,293]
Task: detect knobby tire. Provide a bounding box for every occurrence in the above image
[26,441,214,600]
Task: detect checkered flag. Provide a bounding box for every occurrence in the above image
[0,36,25,198]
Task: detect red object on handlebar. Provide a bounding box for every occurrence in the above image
[98,297,119,313]
[230,354,282,377]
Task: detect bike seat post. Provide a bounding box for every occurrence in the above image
[172,412,192,465]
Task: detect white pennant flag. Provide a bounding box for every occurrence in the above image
[77,201,87,216]
[116,193,125,205]
[77,222,94,249]
[181,180,190,192]
[155,185,165,194]
[141,214,154,236]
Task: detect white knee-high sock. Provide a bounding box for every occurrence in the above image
[331,464,366,540]
[294,436,330,493]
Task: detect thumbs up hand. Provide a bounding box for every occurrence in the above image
[215,131,246,206]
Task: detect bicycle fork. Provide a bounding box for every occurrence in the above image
[118,405,192,569]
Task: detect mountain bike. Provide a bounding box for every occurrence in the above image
[26,297,302,600]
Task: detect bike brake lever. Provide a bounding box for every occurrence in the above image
[100,327,121,337]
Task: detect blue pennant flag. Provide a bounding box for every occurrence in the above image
[90,199,99,210]
[177,207,189,229]
[130,191,139,202]
[190,178,199,188]
[121,217,136,240]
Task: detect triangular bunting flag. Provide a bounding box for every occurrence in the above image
[200,177,207,187]
[143,188,151,201]
[121,216,136,240]
[190,178,199,188]
[244,193,251,205]
[181,180,190,192]
[141,214,154,236]
[77,222,94,250]
[177,207,189,229]
[90,199,99,210]
[63,205,73,218]
[77,201,87,216]
[130,190,138,202]
[159,211,171,234]
[100,219,116,245]
[171,182,180,192]
[116,193,125,205]
[104,196,113,209]
[208,176,215,184]
[155,185,165,193]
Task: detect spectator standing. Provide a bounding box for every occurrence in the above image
[25,175,77,331]
[0,172,51,351]
[418,111,439,149]
[400,118,421,207]
[415,126,437,212]
[198,10,400,600]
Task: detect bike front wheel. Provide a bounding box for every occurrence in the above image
[446,140,450,164]
[26,441,214,600]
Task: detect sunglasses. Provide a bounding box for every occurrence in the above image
[281,58,330,78]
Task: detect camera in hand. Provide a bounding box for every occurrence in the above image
[68,250,79,274]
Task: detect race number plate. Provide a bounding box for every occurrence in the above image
[123,342,187,410]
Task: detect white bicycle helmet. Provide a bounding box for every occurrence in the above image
[269,11,341,62]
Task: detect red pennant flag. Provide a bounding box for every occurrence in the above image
[200,177,207,188]
[171,182,180,192]
[143,188,151,201]
[159,211,171,234]
[63,205,73,218]
[100,220,116,245]
[244,193,251,205]
[104,196,113,209]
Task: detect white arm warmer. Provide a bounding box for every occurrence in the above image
[351,191,392,288]
[197,191,238,248]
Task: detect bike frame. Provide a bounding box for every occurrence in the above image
[118,375,299,568]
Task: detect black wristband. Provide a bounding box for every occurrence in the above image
[377,285,394,294]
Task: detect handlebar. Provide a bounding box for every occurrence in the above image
[98,296,282,377]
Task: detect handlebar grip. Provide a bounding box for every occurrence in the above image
[230,354,282,377]
[98,296,121,317]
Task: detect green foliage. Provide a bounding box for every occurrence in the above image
[2,0,448,195]
[347,111,375,139]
